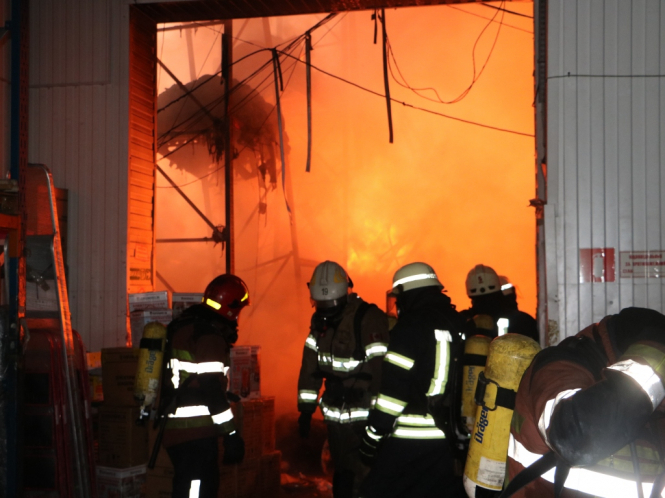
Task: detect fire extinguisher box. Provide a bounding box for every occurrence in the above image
[229,346,261,400]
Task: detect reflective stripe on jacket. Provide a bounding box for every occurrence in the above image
[297,294,389,423]
[369,290,461,440]
[162,304,237,447]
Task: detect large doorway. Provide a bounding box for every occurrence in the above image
[151,3,535,415]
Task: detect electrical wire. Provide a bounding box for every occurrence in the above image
[157,15,338,145]
[386,0,506,105]
[278,49,533,137]
[446,5,532,33]
[482,3,533,19]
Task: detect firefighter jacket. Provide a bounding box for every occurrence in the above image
[507,307,665,498]
[161,304,237,448]
[461,293,539,342]
[297,293,390,424]
[368,289,463,441]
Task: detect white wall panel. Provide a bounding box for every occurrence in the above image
[28,0,130,351]
[546,0,665,341]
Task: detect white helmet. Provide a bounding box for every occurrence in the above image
[308,261,351,307]
[391,262,443,294]
[466,264,501,297]
[499,275,515,296]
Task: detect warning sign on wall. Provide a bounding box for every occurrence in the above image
[580,248,616,283]
[620,251,665,278]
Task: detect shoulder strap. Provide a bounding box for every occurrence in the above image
[352,301,374,361]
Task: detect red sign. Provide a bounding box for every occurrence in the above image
[579,248,615,283]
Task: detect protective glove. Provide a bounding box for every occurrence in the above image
[358,425,384,467]
[222,431,245,465]
[298,411,312,439]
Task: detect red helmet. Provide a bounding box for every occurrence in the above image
[203,274,250,321]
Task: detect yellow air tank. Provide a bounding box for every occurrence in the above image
[463,333,540,497]
[461,334,492,433]
[134,321,167,421]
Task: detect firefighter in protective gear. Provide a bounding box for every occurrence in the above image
[503,307,665,498]
[158,274,250,498]
[358,262,465,498]
[298,260,389,498]
[462,265,538,342]
[498,276,539,343]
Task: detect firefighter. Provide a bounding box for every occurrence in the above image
[462,264,538,342]
[297,260,389,498]
[503,307,665,498]
[498,275,539,343]
[358,262,465,498]
[157,274,250,498]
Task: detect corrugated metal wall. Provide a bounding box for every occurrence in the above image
[28,0,130,350]
[545,0,665,342]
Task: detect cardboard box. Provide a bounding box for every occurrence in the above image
[102,348,140,406]
[98,405,148,468]
[144,472,173,498]
[128,291,169,312]
[171,293,203,320]
[97,465,146,498]
[129,309,172,348]
[218,398,274,463]
[229,346,261,400]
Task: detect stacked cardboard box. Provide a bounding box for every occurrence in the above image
[97,464,147,498]
[228,346,261,400]
[145,397,280,498]
[98,347,148,496]
[172,293,204,320]
[128,291,171,347]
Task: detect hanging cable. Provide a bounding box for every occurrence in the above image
[271,48,291,217]
[278,49,533,137]
[387,0,506,105]
[305,31,313,172]
[379,9,394,143]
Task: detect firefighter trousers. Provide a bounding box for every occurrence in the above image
[359,437,464,498]
[166,436,219,498]
[326,420,370,498]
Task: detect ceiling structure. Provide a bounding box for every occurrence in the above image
[136,0,528,22]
